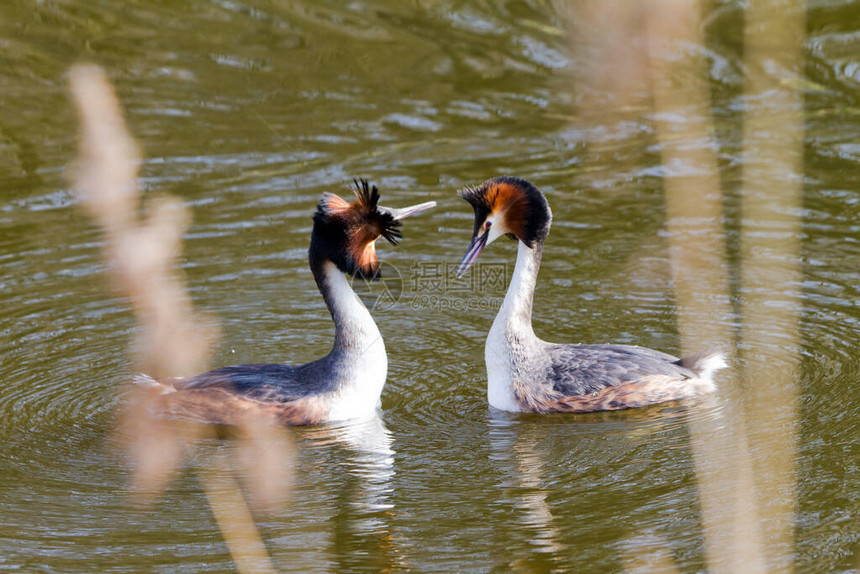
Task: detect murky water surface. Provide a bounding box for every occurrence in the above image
[1,1,859,571]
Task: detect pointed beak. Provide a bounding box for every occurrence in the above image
[380,201,436,221]
[456,231,489,278]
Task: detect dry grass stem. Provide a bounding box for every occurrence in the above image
[201,452,278,574]
[69,62,290,569]
[237,415,295,512]
[740,0,805,569]
[645,0,787,571]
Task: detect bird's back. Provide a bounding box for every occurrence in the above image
[171,361,328,403]
[135,362,336,426]
[497,343,726,413]
[544,343,695,396]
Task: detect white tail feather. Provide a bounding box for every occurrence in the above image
[132,373,176,394]
[679,351,727,393]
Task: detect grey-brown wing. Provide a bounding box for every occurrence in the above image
[546,344,693,397]
[170,363,306,403]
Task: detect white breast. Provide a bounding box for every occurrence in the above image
[327,336,387,422]
[485,318,522,412]
[323,262,389,422]
[483,241,543,413]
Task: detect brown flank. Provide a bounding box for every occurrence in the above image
[513,374,697,413]
[153,388,330,426]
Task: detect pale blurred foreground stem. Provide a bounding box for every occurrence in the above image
[202,452,278,574]
[646,1,767,572]
[69,64,216,380]
[69,64,284,574]
[647,0,802,572]
[740,0,805,569]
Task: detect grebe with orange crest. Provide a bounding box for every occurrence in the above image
[456,176,725,413]
[136,180,435,425]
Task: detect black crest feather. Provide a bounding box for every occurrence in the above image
[457,185,492,212]
[457,184,492,239]
[353,179,402,245]
[353,178,381,211]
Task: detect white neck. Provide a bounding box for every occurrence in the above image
[323,262,383,351]
[486,240,544,411]
[321,262,387,421]
[494,240,542,339]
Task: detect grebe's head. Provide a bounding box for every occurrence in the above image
[312,179,435,279]
[456,176,551,277]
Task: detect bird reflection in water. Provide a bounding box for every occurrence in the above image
[302,415,402,571]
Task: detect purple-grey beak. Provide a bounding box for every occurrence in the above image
[456,231,489,278]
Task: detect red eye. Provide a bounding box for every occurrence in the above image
[485,221,491,229]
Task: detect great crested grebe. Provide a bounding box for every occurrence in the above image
[136,180,435,425]
[456,176,726,413]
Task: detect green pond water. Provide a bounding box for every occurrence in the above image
[1,1,858,572]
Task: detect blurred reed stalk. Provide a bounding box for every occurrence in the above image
[70,64,290,574]
[571,0,804,571]
[740,0,805,569]
[645,1,768,571]
[648,0,803,571]
[201,451,280,573]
